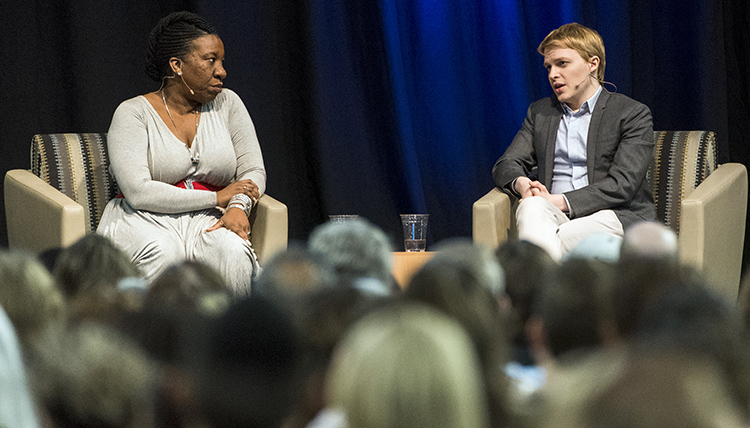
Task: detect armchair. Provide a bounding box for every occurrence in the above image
[5,133,288,265]
[473,131,748,301]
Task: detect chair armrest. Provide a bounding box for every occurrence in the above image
[249,193,288,265]
[679,163,748,301]
[472,187,516,249]
[4,169,87,254]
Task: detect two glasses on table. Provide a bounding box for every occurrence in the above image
[328,214,429,252]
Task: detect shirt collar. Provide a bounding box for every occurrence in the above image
[562,85,603,116]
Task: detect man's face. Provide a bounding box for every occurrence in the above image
[543,47,596,111]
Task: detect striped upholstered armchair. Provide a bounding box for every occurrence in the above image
[473,131,748,300]
[4,133,288,265]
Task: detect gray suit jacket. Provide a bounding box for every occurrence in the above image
[492,90,656,229]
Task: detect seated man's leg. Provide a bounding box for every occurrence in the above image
[557,210,624,256]
[515,196,570,261]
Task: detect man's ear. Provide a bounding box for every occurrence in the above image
[589,56,600,74]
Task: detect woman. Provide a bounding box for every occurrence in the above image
[97,11,266,294]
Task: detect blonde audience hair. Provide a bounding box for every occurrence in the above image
[537,23,606,82]
[327,303,490,428]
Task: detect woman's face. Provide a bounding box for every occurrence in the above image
[179,34,226,103]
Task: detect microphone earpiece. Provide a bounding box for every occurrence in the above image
[180,73,195,95]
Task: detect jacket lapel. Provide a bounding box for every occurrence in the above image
[586,89,610,180]
[541,98,562,186]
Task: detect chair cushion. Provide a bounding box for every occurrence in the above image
[31,133,118,232]
[649,131,718,233]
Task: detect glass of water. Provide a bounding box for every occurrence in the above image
[400,214,429,252]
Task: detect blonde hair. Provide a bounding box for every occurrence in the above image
[327,303,490,428]
[537,23,606,82]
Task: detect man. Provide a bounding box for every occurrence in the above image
[493,23,655,261]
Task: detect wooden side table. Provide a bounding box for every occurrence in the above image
[392,251,435,288]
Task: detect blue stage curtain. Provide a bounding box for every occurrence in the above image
[0,0,741,252]
[306,0,731,246]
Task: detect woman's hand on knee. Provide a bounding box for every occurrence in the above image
[206,207,250,241]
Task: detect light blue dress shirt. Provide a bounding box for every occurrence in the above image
[551,86,603,197]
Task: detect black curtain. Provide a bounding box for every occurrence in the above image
[2,0,749,268]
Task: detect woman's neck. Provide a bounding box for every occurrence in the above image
[162,84,200,115]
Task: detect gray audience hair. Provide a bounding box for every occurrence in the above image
[308,219,394,285]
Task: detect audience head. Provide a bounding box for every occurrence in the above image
[308,218,394,293]
[0,250,66,348]
[634,283,750,416]
[405,242,507,356]
[53,233,141,299]
[620,220,679,262]
[0,305,40,428]
[530,258,616,361]
[537,22,606,81]
[254,245,336,314]
[539,346,747,428]
[431,238,506,296]
[562,232,621,263]
[146,260,231,316]
[496,240,556,352]
[195,296,302,428]
[613,259,702,337]
[404,241,509,427]
[327,303,490,428]
[146,11,217,82]
[285,285,388,428]
[30,322,156,428]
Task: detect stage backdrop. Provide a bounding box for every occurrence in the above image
[1,0,748,266]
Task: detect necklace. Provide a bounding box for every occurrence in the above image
[161,89,200,135]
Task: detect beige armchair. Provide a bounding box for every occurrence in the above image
[5,133,288,265]
[473,131,748,301]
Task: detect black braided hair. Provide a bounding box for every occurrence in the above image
[145,11,217,82]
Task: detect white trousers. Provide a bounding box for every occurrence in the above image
[515,196,624,261]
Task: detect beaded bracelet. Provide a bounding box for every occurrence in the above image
[229,193,253,216]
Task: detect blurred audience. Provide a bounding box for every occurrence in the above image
[0,305,40,428]
[323,303,490,428]
[634,283,750,417]
[561,232,621,263]
[195,296,302,428]
[620,220,679,262]
[53,233,142,298]
[5,219,749,428]
[528,259,617,363]
[0,250,66,350]
[539,346,746,428]
[308,218,397,295]
[518,258,616,418]
[496,240,555,364]
[254,246,337,319]
[404,240,510,428]
[28,322,156,428]
[53,234,145,325]
[146,260,232,316]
